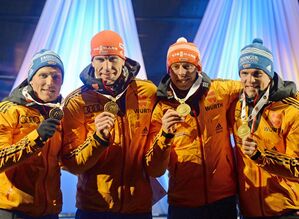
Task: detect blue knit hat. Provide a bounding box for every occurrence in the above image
[239,38,274,78]
[27,49,64,82]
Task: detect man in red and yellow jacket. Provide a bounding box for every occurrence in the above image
[0,50,64,219]
[232,38,299,218]
[61,30,157,219]
[145,37,242,219]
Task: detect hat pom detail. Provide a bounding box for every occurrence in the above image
[176,37,187,43]
[252,38,263,45]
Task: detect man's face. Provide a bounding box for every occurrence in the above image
[240,68,271,98]
[92,55,125,85]
[30,66,63,102]
[169,62,198,90]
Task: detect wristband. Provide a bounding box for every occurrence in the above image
[162,130,174,139]
[251,149,261,160]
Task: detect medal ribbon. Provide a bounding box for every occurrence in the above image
[169,75,202,104]
[100,85,129,102]
[22,85,63,108]
[240,86,270,123]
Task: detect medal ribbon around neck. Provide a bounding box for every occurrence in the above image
[169,75,202,116]
[240,85,270,122]
[237,86,270,139]
[22,85,64,120]
[100,85,130,115]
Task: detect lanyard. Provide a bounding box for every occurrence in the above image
[99,85,129,102]
[22,85,63,108]
[169,74,202,104]
[240,86,270,122]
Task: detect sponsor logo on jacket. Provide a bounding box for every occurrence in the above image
[134,108,152,114]
[84,104,103,114]
[19,115,40,124]
[205,103,223,111]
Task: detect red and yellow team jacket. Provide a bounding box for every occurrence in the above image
[61,59,157,213]
[232,74,299,217]
[0,82,62,217]
[145,73,242,207]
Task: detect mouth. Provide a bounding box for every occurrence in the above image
[178,78,191,83]
[42,89,56,94]
[245,85,259,89]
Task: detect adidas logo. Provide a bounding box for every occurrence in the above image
[216,123,223,133]
[142,127,149,135]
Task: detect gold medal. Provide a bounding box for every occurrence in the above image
[104,101,119,115]
[49,107,64,120]
[237,122,251,139]
[176,103,191,117]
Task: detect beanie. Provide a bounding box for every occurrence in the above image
[90,30,125,60]
[239,38,274,78]
[167,37,201,72]
[28,49,64,82]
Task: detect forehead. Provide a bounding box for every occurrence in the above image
[240,68,265,74]
[171,62,195,66]
[35,66,62,75]
[93,55,119,59]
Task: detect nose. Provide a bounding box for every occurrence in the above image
[103,60,112,71]
[247,74,256,83]
[45,75,55,85]
[178,65,187,77]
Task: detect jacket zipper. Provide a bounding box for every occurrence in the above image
[41,141,51,215]
[258,168,265,216]
[119,116,126,212]
[194,110,208,204]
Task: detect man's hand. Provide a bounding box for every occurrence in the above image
[242,135,258,157]
[37,118,60,141]
[162,109,184,134]
[95,112,115,139]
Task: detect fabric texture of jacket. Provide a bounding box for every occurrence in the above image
[145,72,242,207]
[61,58,157,214]
[232,73,299,217]
[0,80,62,217]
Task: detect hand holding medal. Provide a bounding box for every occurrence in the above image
[162,109,184,134]
[49,107,64,121]
[237,121,251,140]
[104,101,119,115]
[95,111,115,139]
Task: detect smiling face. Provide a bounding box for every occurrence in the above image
[92,55,125,85]
[30,66,63,102]
[239,68,271,98]
[169,62,198,90]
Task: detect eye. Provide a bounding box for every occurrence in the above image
[171,64,180,70]
[52,74,62,81]
[39,73,48,79]
[94,57,105,62]
[240,71,248,76]
[183,64,195,70]
[253,71,263,78]
[109,56,119,63]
